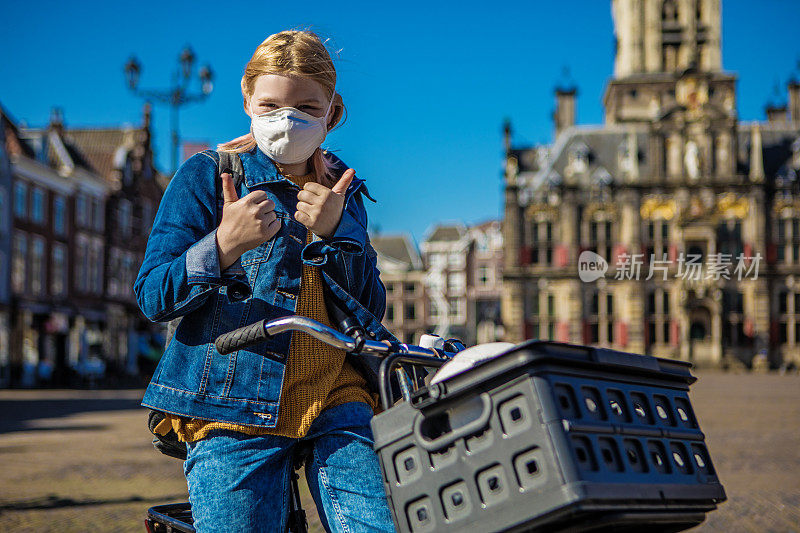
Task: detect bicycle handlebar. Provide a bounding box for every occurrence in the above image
[215,315,455,360]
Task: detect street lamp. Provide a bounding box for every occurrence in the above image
[124,46,213,174]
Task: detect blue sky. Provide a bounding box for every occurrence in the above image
[1,0,798,243]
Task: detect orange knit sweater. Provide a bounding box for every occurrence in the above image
[154,173,376,441]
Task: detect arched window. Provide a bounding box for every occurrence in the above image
[662,0,678,21]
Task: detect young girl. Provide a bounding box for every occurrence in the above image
[134,30,396,532]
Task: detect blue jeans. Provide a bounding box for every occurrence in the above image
[183,402,396,532]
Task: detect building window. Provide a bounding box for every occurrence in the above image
[386,303,395,323]
[118,250,135,299]
[717,220,743,258]
[776,216,800,264]
[90,238,104,295]
[777,289,800,346]
[52,244,67,296]
[142,200,154,233]
[448,298,464,320]
[76,194,88,228]
[14,182,27,218]
[448,272,465,293]
[528,291,556,341]
[645,288,671,348]
[119,200,132,238]
[386,283,396,295]
[93,198,104,232]
[31,236,46,295]
[53,195,66,235]
[478,265,490,286]
[586,290,614,345]
[403,282,416,295]
[430,301,440,319]
[75,235,89,293]
[722,290,747,348]
[644,219,670,262]
[31,187,45,224]
[429,253,445,269]
[405,303,417,321]
[107,248,120,297]
[448,253,463,268]
[12,232,27,292]
[662,0,678,21]
[531,220,555,265]
[587,218,613,263]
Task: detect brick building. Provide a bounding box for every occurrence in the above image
[501,0,800,368]
[372,221,504,346]
[0,104,163,387]
[61,104,165,377]
[372,234,427,344]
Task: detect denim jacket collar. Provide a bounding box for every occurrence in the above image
[240,146,373,204]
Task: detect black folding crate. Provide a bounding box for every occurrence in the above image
[371,340,726,533]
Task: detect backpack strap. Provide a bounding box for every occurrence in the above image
[215,150,245,224]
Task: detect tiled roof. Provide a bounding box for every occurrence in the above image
[63,128,135,180]
[736,123,799,179]
[372,234,421,268]
[427,224,466,242]
[521,120,799,191]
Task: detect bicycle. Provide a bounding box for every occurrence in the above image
[144,314,460,533]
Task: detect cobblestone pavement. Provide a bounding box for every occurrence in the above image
[0,372,797,532]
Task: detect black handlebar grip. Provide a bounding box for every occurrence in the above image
[215,320,269,355]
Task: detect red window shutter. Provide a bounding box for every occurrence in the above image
[555,244,569,267]
[668,244,678,263]
[613,244,627,265]
[670,320,680,347]
[617,321,628,347]
[743,243,752,258]
[770,320,779,346]
[767,243,777,264]
[519,247,530,265]
[557,321,570,343]
[744,317,754,338]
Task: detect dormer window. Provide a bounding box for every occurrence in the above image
[566,142,590,178]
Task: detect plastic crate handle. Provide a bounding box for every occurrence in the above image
[412,393,493,452]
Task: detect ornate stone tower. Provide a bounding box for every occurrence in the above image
[605,0,733,126]
[612,0,721,78]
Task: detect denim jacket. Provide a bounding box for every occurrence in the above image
[135,147,393,428]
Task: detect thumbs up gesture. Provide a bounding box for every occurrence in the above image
[295,168,355,239]
[216,172,281,270]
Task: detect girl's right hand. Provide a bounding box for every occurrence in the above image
[216,172,281,271]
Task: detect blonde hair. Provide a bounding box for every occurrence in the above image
[218,30,345,184]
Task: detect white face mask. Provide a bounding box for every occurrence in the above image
[250,95,335,165]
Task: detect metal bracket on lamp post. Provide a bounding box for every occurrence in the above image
[124,46,213,174]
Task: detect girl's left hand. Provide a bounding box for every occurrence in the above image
[295,169,355,239]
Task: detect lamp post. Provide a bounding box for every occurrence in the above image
[124,46,213,174]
